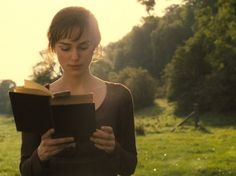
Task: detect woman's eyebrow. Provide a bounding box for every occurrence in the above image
[77,40,90,45]
[58,41,90,45]
[58,42,71,45]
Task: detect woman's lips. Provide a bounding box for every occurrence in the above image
[68,64,83,69]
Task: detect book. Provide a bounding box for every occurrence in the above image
[9,80,96,141]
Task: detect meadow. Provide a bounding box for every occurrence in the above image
[0,99,236,176]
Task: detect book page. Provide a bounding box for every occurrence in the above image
[14,87,51,96]
[51,94,93,105]
[24,80,51,95]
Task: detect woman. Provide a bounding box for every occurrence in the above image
[20,6,137,176]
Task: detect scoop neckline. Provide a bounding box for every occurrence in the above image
[95,81,108,112]
[46,81,109,112]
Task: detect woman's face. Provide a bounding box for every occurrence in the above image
[54,28,95,77]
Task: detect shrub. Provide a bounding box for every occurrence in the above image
[117,67,157,110]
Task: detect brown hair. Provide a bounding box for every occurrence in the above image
[47,6,101,51]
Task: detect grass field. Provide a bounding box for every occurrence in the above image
[0,99,236,176]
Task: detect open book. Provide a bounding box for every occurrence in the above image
[9,80,96,141]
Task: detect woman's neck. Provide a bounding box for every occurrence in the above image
[50,69,105,95]
[59,71,95,93]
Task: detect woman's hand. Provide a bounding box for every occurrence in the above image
[90,126,116,153]
[37,128,75,161]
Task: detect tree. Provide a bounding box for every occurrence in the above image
[103,2,195,79]
[105,16,158,76]
[117,67,157,110]
[151,3,194,78]
[90,59,113,80]
[0,79,16,115]
[137,0,156,15]
[164,0,236,113]
[164,33,211,114]
[30,50,61,85]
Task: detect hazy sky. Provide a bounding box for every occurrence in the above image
[0,0,183,85]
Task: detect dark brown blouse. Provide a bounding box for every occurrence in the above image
[20,81,137,176]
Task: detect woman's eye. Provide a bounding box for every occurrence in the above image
[60,47,70,51]
[78,45,89,50]
[79,46,88,50]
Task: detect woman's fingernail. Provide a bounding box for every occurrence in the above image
[71,143,76,148]
[67,142,76,148]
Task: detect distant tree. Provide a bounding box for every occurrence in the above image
[137,0,156,15]
[151,3,194,78]
[90,59,113,81]
[164,0,236,113]
[164,33,211,114]
[30,50,61,85]
[106,16,158,75]
[104,2,194,79]
[197,0,236,112]
[0,79,16,115]
[102,0,236,114]
[117,67,157,110]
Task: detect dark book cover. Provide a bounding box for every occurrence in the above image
[9,91,96,141]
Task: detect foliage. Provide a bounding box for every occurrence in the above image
[0,80,16,115]
[151,3,194,78]
[90,59,113,81]
[30,50,61,85]
[117,67,157,110]
[27,0,236,114]
[100,0,236,115]
[105,16,158,75]
[164,0,236,113]
[104,3,195,79]
[164,33,211,113]
[137,0,156,15]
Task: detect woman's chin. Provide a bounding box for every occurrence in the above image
[65,69,86,77]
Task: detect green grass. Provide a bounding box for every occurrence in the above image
[134,99,236,175]
[0,99,236,175]
[0,117,20,176]
[136,129,236,176]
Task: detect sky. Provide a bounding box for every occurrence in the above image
[0,0,183,85]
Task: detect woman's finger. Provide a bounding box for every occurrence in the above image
[39,142,75,160]
[46,146,66,157]
[94,143,114,153]
[90,136,115,147]
[90,126,116,153]
[43,137,74,146]
[41,128,55,140]
[93,129,115,140]
[46,142,75,152]
[101,126,113,134]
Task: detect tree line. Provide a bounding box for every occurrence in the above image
[97,0,236,114]
[90,0,235,114]
[1,0,235,115]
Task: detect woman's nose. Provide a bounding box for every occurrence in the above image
[71,48,80,61]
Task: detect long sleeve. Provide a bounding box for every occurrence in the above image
[108,85,137,175]
[20,132,48,176]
